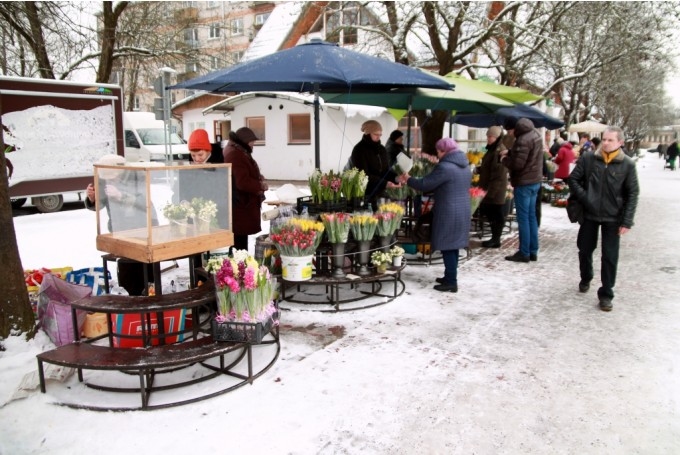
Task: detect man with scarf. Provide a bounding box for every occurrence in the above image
[223,127,268,252]
[568,126,639,312]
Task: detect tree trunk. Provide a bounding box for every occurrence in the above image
[417,110,448,156]
[0,99,36,342]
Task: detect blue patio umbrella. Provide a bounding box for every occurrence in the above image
[451,103,564,130]
[170,39,452,168]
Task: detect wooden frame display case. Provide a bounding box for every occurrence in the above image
[93,162,233,263]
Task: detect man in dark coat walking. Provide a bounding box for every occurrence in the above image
[568,126,639,312]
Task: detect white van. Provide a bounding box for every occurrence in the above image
[123,112,189,162]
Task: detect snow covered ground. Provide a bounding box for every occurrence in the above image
[2,158,680,454]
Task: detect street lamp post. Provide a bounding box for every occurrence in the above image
[159,67,177,163]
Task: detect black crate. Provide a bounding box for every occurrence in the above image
[211,312,278,344]
[296,196,347,216]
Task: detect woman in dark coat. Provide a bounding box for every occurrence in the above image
[399,138,471,293]
[350,120,397,205]
[222,127,268,252]
[478,126,509,248]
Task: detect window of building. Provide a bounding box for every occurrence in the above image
[185,61,198,73]
[184,28,198,42]
[288,114,311,144]
[133,96,140,111]
[255,12,270,26]
[245,117,265,145]
[231,18,244,36]
[206,1,219,8]
[230,51,244,64]
[209,23,221,39]
[325,1,360,45]
[210,56,220,70]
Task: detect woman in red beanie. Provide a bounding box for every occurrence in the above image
[223,127,268,252]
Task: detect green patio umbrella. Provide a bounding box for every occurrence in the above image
[320,85,513,152]
[320,86,513,114]
[443,72,543,104]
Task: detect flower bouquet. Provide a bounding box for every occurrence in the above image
[205,249,279,343]
[341,167,368,200]
[469,187,487,215]
[320,212,351,243]
[376,202,405,236]
[383,184,410,201]
[308,169,343,204]
[349,213,378,241]
[269,218,325,257]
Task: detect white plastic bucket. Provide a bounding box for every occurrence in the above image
[281,255,313,281]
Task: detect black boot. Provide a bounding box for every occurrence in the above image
[482,237,501,248]
[482,220,503,248]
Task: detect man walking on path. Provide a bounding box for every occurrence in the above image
[500,117,544,263]
[568,126,639,312]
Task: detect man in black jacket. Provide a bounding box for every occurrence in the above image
[568,126,639,312]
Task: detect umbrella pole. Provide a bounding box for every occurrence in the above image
[314,83,320,169]
[406,98,413,154]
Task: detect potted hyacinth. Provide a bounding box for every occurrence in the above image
[162,201,194,236]
[205,249,279,344]
[390,245,405,267]
[190,197,218,233]
[370,250,392,274]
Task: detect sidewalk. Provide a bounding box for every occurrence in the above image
[2,154,678,454]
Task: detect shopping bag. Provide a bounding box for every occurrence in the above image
[37,274,90,346]
[111,309,187,348]
[66,267,111,296]
[566,195,584,224]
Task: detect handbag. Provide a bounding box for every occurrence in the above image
[566,196,583,224]
[412,210,433,243]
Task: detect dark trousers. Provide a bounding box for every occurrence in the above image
[232,234,249,252]
[441,249,459,286]
[480,202,505,240]
[577,219,620,300]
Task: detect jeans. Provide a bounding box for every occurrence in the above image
[441,249,459,285]
[577,219,620,300]
[513,183,540,257]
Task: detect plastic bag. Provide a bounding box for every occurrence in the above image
[38,274,90,346]
[66,267,111,296]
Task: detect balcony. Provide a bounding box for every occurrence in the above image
[174,6,198,22]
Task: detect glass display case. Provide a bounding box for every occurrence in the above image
[93,162,233,263]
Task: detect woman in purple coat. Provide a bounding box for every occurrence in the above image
[399,138,471,292]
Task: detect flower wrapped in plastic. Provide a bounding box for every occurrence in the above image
[320,212,351,243]
[469,187,487,215]
[349,213,378,241]
[205,249,278,324]
[377,202,405,236]
[269,217,325,256]
[309,169,343,203]
[341,167,368,199]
